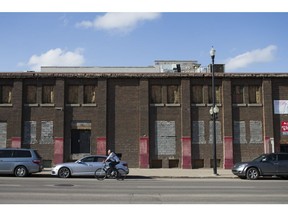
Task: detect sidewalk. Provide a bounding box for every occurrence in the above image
[128,168,235,178]
[38,168,236,179]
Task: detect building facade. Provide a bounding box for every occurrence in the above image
[1,69,288,169]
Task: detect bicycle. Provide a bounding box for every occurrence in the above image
[94,162,127,181]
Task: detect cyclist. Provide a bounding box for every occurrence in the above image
[104,149,120,174]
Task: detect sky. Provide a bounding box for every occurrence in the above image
[0,1,288,73]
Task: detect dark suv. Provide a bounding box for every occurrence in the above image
[232,153,288,180]
[0,148,43,177]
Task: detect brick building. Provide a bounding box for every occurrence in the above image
[1,62,288,169]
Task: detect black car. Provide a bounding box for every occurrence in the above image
[232,153,288,180]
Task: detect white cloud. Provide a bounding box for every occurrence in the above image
[225,45,277,71]
[27,48,85,71]
[76,12,161,33]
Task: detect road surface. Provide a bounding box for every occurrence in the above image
[0,176,288,204]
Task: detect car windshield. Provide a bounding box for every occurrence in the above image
[252,154,267,162]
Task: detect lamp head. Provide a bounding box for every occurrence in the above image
[213,105,219,114]
[210,46,216,57]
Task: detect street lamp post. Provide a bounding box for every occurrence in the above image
[210,46,218,175]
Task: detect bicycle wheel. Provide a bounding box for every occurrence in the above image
[95,168,106,181]
[116,168,127,181]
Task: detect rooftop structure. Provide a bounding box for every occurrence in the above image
[40,60,210,73]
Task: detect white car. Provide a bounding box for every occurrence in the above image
[51,155,129,178]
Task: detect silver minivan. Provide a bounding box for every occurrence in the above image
[0,148,43,177]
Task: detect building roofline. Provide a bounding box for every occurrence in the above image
[1,71,288,79]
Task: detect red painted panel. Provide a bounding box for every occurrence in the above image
[139,137,149,168]
[54,137,64,164]
[97,137,107,155]
[181,137,191,169]
[11,137,21,148]
[223,136,233,169]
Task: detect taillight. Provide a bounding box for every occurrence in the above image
[123,163,128,167]
[33,159,41,165]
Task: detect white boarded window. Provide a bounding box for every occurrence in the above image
[155,121,176,155]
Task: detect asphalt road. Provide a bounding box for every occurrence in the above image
[0,175,288,204]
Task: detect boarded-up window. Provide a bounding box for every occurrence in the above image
[191,85,203,104]
[25,85,37,104]
[167,85,180,104]
[24,121,37,144]
[151,85,162,104]
[84,85,96,104]
[249,120,263,143]
[42,86,54,104]
[208,86,221,104]
[192,121,205,144]
[67,85,79,104]
[0,122,7,148]
[0,85,12,104]
[233,121,247,144]
[232,86,244,104]
[209,121,222,144]
[40,121,53,144]
[249,86,261,104]
[155,121,176,155]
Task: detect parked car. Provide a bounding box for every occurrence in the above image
[0,148,43,177]
[51,155,129,178]
[232,153,288,180]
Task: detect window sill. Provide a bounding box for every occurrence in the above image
[232,104,246,107]
[150,103,165,107]
[82,104,97,107]
[191,103,206,107]
[40,104,55,107]
[66,104,81,107]
[248,104,263,107]
[0,104,12,107]
[166,104,181,107]
[24,104,39,107]
[207,103,222,107]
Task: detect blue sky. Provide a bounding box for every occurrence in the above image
[1,2,288,73]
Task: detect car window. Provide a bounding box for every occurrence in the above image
[13,150,32,158]
[0,150,13,158]
[81,157,95,163]
[95,157,105,162]
[278,154,288,161]
[33,150,42,159]
[266,154,276,161]
[253,154,266,162]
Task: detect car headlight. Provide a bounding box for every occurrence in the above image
[237,163,248,170]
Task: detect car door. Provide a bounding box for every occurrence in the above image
[85,156,106,175]
[72,156,96,175]
[93,156,106,170]
[277,154,288,175]
[258,154,278,175]
[84,156,101,175]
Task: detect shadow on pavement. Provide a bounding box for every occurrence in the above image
[28,174,153,179]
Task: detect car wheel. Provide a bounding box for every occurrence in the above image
[246,167,259,180]
[58,167,71,178]
[14,166,28,177]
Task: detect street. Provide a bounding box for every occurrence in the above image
[0,175,288,204]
